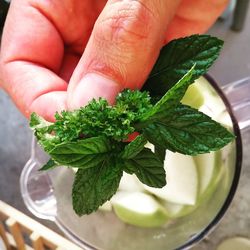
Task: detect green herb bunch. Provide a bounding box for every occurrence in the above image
[30,35,235,216]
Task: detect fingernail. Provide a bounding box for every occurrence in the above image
[68,73,122,110]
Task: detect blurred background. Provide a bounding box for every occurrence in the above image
[1,1,250,249]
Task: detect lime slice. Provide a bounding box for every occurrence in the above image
[112,192,168,227]
[181,80,204,109]
[216,111,233,129]
[197,77,226,119]
[160,200,185,218]
[194,151,217,195]
[118,173,143,192]
[159,199,198,218]
[99,191,132,212]
[217,237,250,250]
[144,151,198,205]
[194,150,225,208]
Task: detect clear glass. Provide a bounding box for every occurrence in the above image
[20,75,249,250]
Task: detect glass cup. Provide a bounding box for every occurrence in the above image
[20,75,250,250]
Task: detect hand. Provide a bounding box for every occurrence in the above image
[0,0,228,121]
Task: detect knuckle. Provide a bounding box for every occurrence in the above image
[90,1,161,85]
[96,1,157,46]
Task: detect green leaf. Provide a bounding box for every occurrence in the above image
[39,159,58,171]
[72,158,123,215]
[121,134,147,159]
[154,146,166,163]
[49,136,111,168]
[115,89,153,116]
[30,113,59,151]
[124,148,166,188]
[30,112,53,131]
[53,89,152,141]
[142,35,224,96]
[49,136,110,155]
[138,66,194,123]
[143,104,235,155]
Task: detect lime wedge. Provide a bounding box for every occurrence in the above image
[118,173,143,192]
[112,192,168,227]
[181,80,204,109]
[193,151,217,195]
[144,151,198,205]
[160,200,185,218]
[162,200,199,218]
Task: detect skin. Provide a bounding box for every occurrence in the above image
[0,0,228,121]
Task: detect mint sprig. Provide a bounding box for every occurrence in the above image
[142,34,224,96]
[30,35,234,216]
[142,104,235,155]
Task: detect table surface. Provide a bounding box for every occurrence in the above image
[0,8,250,250]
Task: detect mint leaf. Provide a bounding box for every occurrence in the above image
[124,148,166,188]
[139,66,194,123]
[142,35,224,96]
[39,159,57,171]
[49,136,110,154]
[154,146,166,163]
[49,136,111,168]
[121,134,147,159]
[72,158,123,215]
[143,104,235,155]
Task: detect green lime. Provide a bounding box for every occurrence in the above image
[112,192,169,228]
[181,80,204,109]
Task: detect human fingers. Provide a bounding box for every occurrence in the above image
[67,0,181,109]
[0,60,68,121]
[0,0,107,121]
[165,0,229,42]
[0,0,101,121]
[0,0,68,121]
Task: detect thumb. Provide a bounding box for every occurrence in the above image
[67,0,180,109]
